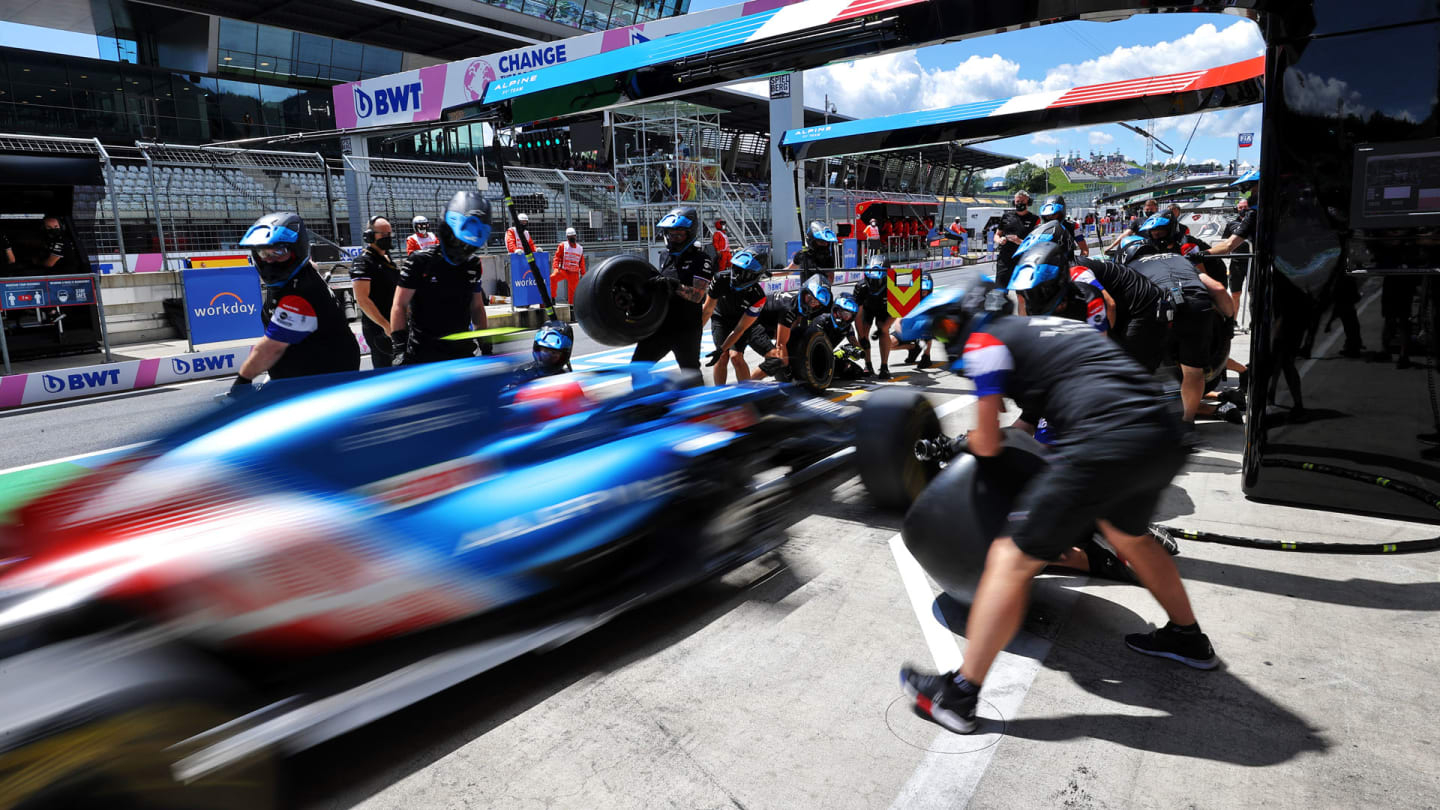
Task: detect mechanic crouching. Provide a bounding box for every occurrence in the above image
[390,191,493,365]
[901,285,1217,735]
[702,250,772,385]
[750,275,833,382]
[229,212,360,395]
[632,206,716,371]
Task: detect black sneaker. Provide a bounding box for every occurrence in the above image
[878,366,892,379]
[1125,623,1219,670]
[900,666,979,734]
[917,354,933,370]
[1080,536,1137,583]
[1216,402,1244,424]
[904,345,921,365]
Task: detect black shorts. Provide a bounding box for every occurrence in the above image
[1227,258,1249,293]
[1005,435,1188,560]
[406,338,477,364]
[711,319,774,356]
[1117,314,1167,373]
[860,298,891,324]
[1168,299,1214,369]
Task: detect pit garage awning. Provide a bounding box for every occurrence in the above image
[779,57,1265,162]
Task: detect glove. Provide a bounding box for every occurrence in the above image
[222,376,255,403]
[390,328,409,366]
[479,340,494,357]
[705,348,724,367]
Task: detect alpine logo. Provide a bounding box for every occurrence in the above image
[354,81,423,119]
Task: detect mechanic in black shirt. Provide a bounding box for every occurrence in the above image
[1123,228,1234,424]
[890,273,936,368]
[701,249,772,385]
[40,217,71,272]
[230,212,360,393]
[1082,241,1167,373]
[853,254,896,378]
[901,289,1214,735]
[1037,196,1089,260]
[784,220,839,286]
[993,191,1040,287]
[633,206,715,371]
[1104,197,1159,253]
[390,191,492,365]
[751,275,833,381]
[350,215,399,368]
[824,293,866,379]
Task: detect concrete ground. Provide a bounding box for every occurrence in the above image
[3,266,1436,809]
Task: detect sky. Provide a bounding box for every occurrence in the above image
[689,0,1264,177]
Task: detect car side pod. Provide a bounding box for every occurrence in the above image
[574,254,670,346]
[901,429,1066,603]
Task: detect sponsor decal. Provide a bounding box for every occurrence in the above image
[462,59,498,101]
[496,44,567,73]
[191,291,257,319]
[171,354,237,375]
[354,81,424,120]
[42,369,120,393]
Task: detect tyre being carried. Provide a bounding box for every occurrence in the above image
[788,324,835,393]
[574,254,669,346]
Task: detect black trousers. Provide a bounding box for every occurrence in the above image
[361,319,393,368]
[632,305,703,369]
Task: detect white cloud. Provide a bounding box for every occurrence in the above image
[788,19,1263,126]
[1032,132,1060,145]
[1088,130,1115,146]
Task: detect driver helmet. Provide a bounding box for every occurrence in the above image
[1039,195,1066,222]
[241,211,311,288]
[800,275,833,317]
[831,293,860,326]
[1008,239,1071,316]
[806,219,839,251]
[1118,234,1157,265]
[657,206,699,255]
[438,190,493,265]
[729,250,766,290]
[532,320,574,369]
[412,214,429,234]
[920,273,934,296]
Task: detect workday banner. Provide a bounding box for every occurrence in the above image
[182,266,264,345]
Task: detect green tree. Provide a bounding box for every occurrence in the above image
[1003,161,1050,196]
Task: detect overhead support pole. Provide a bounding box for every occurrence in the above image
[768,72,804,266]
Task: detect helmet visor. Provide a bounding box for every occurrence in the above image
[533,346,567,367]
[252,245,294,264]
[445,210,492,248]
[240,222,300,247]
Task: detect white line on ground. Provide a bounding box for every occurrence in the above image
[0,442,147,476]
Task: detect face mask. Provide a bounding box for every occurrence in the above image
[45,228,61,237]
[374,236,393,251]
[1015,202,1028,211]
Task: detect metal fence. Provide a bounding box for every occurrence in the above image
[0,133,129,273]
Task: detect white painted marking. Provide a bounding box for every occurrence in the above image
[0,442,147,476]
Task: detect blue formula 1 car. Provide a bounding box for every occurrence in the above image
[0,359,854,808]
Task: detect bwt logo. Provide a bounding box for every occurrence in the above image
[354,81,423,119]
[172,355,237,375]
[42,369,119,393]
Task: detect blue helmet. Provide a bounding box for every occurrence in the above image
[1009,240,1071,316]
[1118,234,1156,265]
[864,253,890,281]
[800,275,833,316]
[439,191,492,265]
[533,320,574,368]
[729,249,765,289]
[657,206,699,255]
[241,211,310,287]
[920,273,934,294]
[831,292,860,325]
[1039,195,1065,220]
[807,220,839,250]
[1016,219,1071,256]
[1139,213,1176,245]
